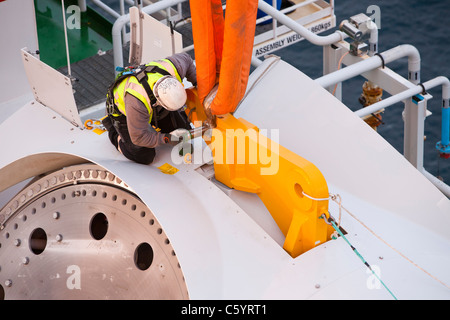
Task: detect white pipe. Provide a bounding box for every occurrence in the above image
[316,44,421,88]
[92,0,121,18]
[435,76,450,101]
[256,0,319,24]
[421,169,450,198]
[368,20,378,56]
[251,56,264,67]
[112,0,187,70]
[317,55,381,88]
[78,0,87,12]
[182,44,194,53]
[383,44,421,84]
[356,85,422,118]
[257,0,347,46]
[355,76,450,118]
[61,0,71,77]
[120,0,126,39]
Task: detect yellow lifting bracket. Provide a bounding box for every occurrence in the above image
[185,88,335,258]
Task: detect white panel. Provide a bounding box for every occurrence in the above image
[1,101,450,299]
[236,58,450,238]
[129,7,183,65]
[21,49,83,128]
[0,0,38,105]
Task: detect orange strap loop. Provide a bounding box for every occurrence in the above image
[190,0,258,115]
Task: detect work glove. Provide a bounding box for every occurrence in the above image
[170,128,191,142]
[162,128,191,146]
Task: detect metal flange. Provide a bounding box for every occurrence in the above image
[0,164,188,300]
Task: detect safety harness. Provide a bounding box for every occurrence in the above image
[106,64,172,129]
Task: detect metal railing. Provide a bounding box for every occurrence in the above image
[97,0,450,196]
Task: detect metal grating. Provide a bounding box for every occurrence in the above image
[58,46,129,111]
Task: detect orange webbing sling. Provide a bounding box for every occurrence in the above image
[190,0,258,115]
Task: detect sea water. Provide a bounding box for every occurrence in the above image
[279,0,450,184]
[96,0,450,184]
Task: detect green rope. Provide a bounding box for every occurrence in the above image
[320,214,398,300]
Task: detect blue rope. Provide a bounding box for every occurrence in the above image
[320,214,398,300]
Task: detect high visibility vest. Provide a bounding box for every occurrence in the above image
[112,59,182,123]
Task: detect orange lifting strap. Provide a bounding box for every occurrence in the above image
[190,0,258,115]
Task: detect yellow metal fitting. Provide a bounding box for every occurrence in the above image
[209,114,334,258]
[84,119,106,135]
[185,87,334,257]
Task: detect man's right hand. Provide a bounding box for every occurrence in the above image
[163,129,191,146]
[170,128,191,142]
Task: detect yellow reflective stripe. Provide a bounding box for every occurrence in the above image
[126,80,151,109]
[112,77,128,116]
[112,77,154,123]
[125,79,154,124]
[110,60,182,123]
[146,60,182,83]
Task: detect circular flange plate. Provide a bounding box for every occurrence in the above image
[0,164,188,300]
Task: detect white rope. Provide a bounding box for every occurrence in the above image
[301,191,330,201]
[328,193,450,291]
[301,191,343,228]
[303,189,450,291]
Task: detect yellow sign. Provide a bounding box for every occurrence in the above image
[158,163,179,175]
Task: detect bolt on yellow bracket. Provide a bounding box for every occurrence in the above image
[185,88,334,258]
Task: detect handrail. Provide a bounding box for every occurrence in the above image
[356,76,450,181]
[256,0,323,25]
[111,0,338,71]
[257,0,347,46]
[315,44,421,88]
[112,0,187,71]
[355,76,450,118]
[422,169,450,198]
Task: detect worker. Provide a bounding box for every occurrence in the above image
[102,52,197,164]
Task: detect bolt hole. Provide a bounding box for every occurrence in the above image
[90,212,108,240]
[0,284,4,300]
[294,183,304,198]
[134,242,154,271]
[29,227,47,255]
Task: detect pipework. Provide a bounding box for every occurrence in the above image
[316,44,421,88]
[257,0,348,46]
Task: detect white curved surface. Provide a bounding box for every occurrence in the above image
[238,58,450,235]
[1,58,450,299]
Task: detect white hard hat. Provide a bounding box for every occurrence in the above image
[153,75,187,111]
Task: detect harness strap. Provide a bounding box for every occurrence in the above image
[107,64,172,128]
[135,65,171,129]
